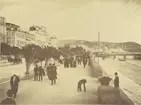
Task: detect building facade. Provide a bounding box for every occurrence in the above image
[0,17,6,42]
[1,17,56,50]
[29,25,49,46]
[0,17,6,54]
[6,23,36,48]
[49,35,57,47]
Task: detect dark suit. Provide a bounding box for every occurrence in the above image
[77,79,87,92]
[10,75,20,99]
[83,58,87,68]
[50,66,57,85]
[1,98,16,105]
[114,76,119,88]
[34,66,39,81]
[39,67,44,81]
[46,65,52,80]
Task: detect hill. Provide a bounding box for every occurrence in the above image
[58,40,141,52]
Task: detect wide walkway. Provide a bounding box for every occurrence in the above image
[0,60,34,83]
[1,64,98,104]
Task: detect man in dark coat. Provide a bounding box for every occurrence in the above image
[73,59,77,68]
[69,56,74,68]
[46,63,52,80]
[64,57,69,68]
[114,72,119,88]
[50,64,57,85]
[10,74,20,99]
[39,66,44,81]
[52,64,57,79]
[1,89,16,105]
[77,79,87,92]
[34,64,39,81]
[83,57,87,68]
[78,56,82,65]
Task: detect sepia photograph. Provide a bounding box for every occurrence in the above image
[0,0,141,105]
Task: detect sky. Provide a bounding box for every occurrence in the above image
[1,0,141,43]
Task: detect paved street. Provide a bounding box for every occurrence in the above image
[0,64,98,104]
[0,60,34,83]
[98,58,141,105]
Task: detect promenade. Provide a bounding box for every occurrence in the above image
[0,63,99,104]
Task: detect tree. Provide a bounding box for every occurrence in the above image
[1,43,11,55]
[33,45,45,66]
[11,46,21,56]
[43,46,60,68]
[22,44,37,75]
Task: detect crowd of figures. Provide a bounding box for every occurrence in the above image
[34,63,57,85]
[0,51,91,105]
[60,55,90,69]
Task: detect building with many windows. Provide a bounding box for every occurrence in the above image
[0,17,6,42]
[29,25,49,46]
[1,17,57,50]
[49,35,57,47]
[0,17,6,53]
[6,23,36,48]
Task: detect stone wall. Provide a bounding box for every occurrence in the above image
[89,56,134,105]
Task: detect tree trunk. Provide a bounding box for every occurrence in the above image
[41,61,42,66]
[25,59,32,79]
[44,58,48,69]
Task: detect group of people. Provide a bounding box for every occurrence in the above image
[46,63,57,85]
[62,55,90,69]
[63,56,77,68]
[34,63,57,85]
[34,65,45,81]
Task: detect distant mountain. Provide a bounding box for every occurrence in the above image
[117,42,141,52]
[58,40,141,52]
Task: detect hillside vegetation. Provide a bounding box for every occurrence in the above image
[58,40,141,52]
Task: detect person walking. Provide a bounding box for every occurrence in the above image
[69,56,74,68]
[38,66,44,81]
[73,59,77,68]
[34,64,39,81]
[64,57,69,68]
[46,63,52,80]
[114,72,121,104]
[78,56,82,65]
[50,64,57,85]
[83,57,87,68]
[1,89,16,105]
[114,72,119,88]
[10,74,20,99]
[52,63,57,79]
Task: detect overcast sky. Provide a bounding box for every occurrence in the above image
[0,0,141,43]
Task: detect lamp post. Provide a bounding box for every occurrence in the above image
[98,32,100,64]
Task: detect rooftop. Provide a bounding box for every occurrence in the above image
[6,22,20,28]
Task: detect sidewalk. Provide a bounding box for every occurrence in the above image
[0,60,12,67]
[99,58,141,105]
[0,64,99,104]
[0,62,34,83]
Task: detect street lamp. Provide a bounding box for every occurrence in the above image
[98,32,100,64]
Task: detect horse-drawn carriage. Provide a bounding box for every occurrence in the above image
[7,56,22,64]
